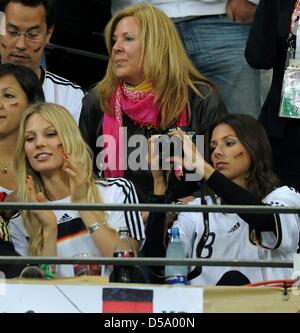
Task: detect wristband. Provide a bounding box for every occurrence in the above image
[87,222,105,234]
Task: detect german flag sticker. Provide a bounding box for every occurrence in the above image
[102,288,153,313]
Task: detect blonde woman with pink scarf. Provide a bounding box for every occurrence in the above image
[79,3,227,203]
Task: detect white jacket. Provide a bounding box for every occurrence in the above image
[111,0,260,18]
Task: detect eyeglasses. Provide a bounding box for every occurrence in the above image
[4,29,45,43]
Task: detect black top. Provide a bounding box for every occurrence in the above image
[245,0,296,138]
[79,83,227,202]
[143,171,278,260]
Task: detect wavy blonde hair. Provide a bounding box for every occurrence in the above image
[96,3,217,130]
[14,102,107,256]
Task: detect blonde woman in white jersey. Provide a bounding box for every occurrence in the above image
[8,102,145,277]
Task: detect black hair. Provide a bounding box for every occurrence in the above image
[0,63,45,103]
[0,0,56,28]
[206,113,280,200]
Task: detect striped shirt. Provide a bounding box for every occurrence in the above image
[41,68,85,124]
[175,186,300,285]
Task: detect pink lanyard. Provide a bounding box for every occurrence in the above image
[290,0,300,37]
[286,0,300,66]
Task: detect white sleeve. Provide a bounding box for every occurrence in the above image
[104,178,145,241]
[64,87,84,125]
[260,187,300,253]
[8,214,29,256]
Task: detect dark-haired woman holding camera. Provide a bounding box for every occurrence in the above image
[144,114,300,285]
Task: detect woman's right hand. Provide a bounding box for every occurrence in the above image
[26,175,57,234]
[168,128,204,174]
[168,128,215,181]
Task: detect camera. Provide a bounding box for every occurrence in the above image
[156,126,197,168]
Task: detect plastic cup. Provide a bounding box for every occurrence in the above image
[73,253,101,276]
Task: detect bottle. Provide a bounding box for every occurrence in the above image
[110,226,136,283]
[165,227,188,285]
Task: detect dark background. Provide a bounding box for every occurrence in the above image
[47,0,112,90]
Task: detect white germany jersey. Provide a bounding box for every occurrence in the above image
[174,186,300,285]
[8,178,145,277]
[42,70,85,124]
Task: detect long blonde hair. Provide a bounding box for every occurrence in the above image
[14,102,107,255]
[96,3,217,130]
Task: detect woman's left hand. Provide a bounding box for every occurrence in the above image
[63,153,88,203]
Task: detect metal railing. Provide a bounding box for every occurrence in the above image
[46,42,109,61]
[1,202,299,268]
[0,256,293,268]
[1,202,300,214]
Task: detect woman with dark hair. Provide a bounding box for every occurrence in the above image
[0,63,44,278]
[0,63,46,104]
[0,63,45,196]
[145,114,300,285]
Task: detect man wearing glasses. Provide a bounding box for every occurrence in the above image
[0,0,84,124]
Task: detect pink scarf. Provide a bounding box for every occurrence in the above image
[103,83,187,178]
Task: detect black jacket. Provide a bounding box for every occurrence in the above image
[79,83,227,202]
[245,0,296,138]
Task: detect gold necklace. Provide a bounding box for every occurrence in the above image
[0,161,13,175]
